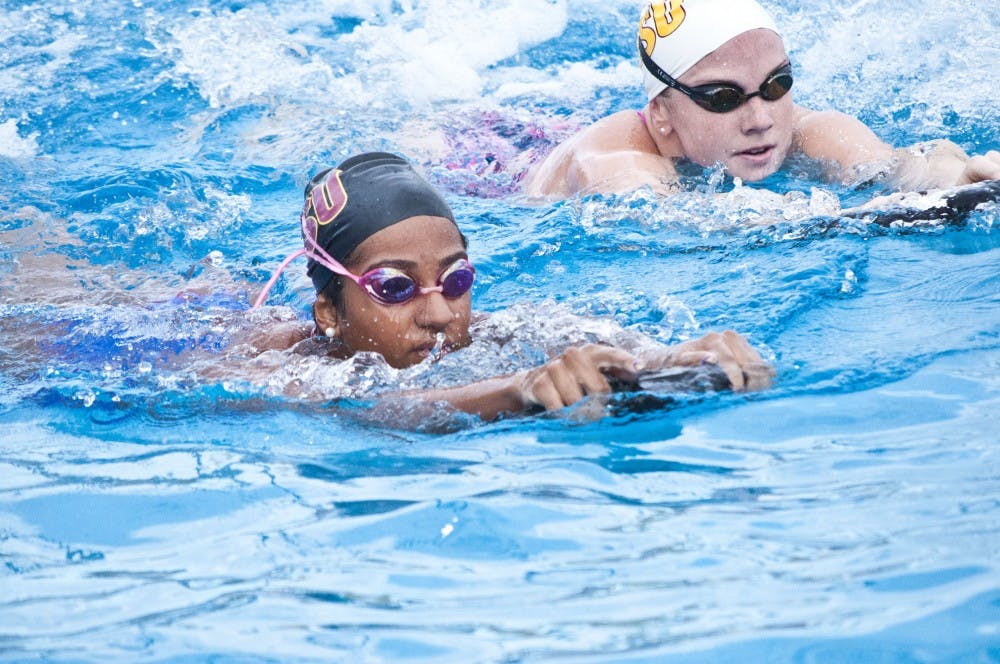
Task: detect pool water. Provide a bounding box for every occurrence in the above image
[2,0,999,661]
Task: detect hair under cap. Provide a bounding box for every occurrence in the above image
[638,0,781,103]
[303,152,458,293]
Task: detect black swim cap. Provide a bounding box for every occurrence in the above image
[303,152,458,293]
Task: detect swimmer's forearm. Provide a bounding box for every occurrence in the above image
[391,373,529,421]
[795,109,894,182]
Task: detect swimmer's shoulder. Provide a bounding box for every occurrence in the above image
[231,318,315,355]
[523,110,670,198]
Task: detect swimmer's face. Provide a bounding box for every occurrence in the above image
[314,215,473,369]
[652,29,795,181]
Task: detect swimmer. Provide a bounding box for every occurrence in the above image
[251,152,773,421]
[521,0,1000,199]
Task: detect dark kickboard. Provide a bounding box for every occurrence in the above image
[841,179,1000,227]
[609,364,732,395]
[600,364,732,416]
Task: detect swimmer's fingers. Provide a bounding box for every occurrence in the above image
[718,330,775,391]
[958,151,1000,185]
[521,370,569,411]
[575,344,641,386]
[664,331,773,392]
[520,345,639,411]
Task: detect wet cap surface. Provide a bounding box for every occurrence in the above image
[302,152,458,293]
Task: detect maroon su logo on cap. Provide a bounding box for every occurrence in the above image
[639,0,687,57]
[306,169,349,227]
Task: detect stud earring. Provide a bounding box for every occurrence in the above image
[659,126,666,134]
[325,327,335,338]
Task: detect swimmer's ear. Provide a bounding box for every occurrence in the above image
[648,96,674,137]
[313,293,341,340]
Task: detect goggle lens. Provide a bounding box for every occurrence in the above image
[689,65,793,113]
[440,262,476,298]
[762,72,793,100]
[697,88,742,113]
[365,270,418,304]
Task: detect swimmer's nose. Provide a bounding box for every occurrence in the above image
[416,291,455,330]
[741,95,775,134]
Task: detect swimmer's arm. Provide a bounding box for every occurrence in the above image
[796,108,1000,189]
[383,344,643,421]
[523,110,678,198]
[886,142,1000,190]
[382,332,772,422]
[795,109,894,183]
[523,149,677,198]
[383,374,528,422]
[565,150,680,197]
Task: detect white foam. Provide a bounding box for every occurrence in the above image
[788,0,1000,121]
[164,6,345,109]
[493,60,639,102]
[0,119,39,158]
[341,0,569,104]
[0,9,86,98]
[164,0,568,109]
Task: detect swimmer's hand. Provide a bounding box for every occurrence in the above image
[647,330,773,392]
[517,344,640,412]
[956,151,1000,186]
[891,141,1000,191]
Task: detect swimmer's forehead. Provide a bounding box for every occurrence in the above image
[346,215,467,271]
[679,29,788,84]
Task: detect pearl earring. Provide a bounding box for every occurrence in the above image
[659,126,666,134]
[325,327,335,338]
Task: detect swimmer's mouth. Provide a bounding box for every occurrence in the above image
[414,343,436,358]
[432,340,458,361]
[737,145,774,157]
[414,335,454,361]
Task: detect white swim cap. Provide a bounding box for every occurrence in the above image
[638,0,781,103]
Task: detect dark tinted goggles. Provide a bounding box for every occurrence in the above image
[640,43,793,113]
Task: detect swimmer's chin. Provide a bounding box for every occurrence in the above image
[726,145,791,181]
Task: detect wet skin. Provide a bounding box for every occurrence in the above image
[650,28,796,181]
[313,215,473,369]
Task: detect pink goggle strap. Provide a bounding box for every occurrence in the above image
[249,215,359,310]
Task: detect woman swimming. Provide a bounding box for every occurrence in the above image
[252,152,772,421]
[522,0,1000,199]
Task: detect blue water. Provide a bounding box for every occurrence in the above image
[2,0,999,661]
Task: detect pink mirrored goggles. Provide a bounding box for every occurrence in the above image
[251,213,475,310]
